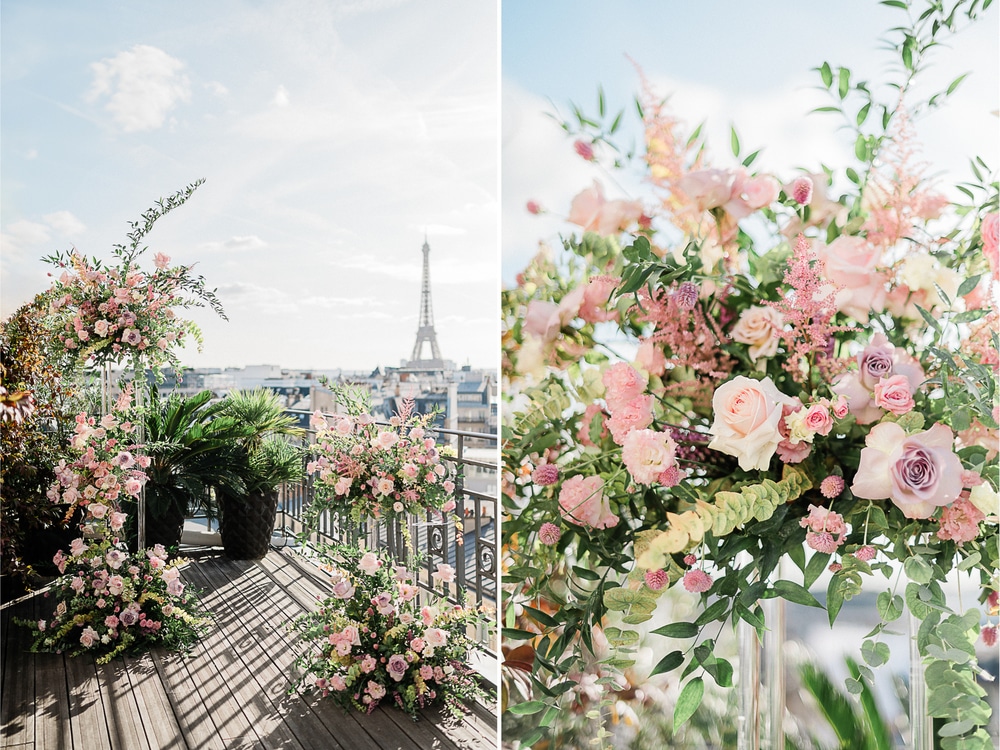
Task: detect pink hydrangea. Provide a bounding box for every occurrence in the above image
[937,496,985,544]
[557,475,618,529]
[682,569,713,593]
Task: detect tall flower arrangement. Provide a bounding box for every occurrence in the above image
[19,386,209,661]
[42,180,226,379]
[502,4,997,748]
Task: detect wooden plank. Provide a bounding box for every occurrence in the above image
[215,555,408,750]
[123,652,187,750]
[201,562,352,750]
[174,560,265,749]
[181,560,293,749]
[95,658,150,750]
[0,598,36,748]
[151,650,225,750]
[251,552,494,750]
[35,651,73,750]
[64,653,114,750]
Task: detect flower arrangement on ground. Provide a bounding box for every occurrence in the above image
[305,386,458,524]
[41,180,226,378]
[502,4,997,748]
[290,543,489,718]
[19,538,210,664]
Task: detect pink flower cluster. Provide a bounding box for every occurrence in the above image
[28,540,203,663]
[46,391,147,532]
[306,398,456,521]
[292,545,487,718]
[46,250,193,369]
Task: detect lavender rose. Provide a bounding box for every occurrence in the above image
[387,654,409,682]
[851,422,963,518]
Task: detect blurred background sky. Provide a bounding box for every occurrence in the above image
[2,0,499,371]
[502,0,999,282]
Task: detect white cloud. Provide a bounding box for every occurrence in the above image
[420,224,467,236]
[2,219,51,249]
[200,235,267,253]
[205,81,229,97]
[272,85,291,108]
[42,210,86,236]
[87,45,191,132]
[24,149,38,160]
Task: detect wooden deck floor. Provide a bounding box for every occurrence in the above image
[1,547,498,750]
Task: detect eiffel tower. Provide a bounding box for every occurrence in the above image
[409,237,445,368]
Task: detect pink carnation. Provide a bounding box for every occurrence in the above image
[937,496,985,544]
[557,475,618,529]
[602,363,646,412]
[606,395,654,445]
[621,429,677,485]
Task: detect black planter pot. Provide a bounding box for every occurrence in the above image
[219,491,278,560]
[144,501,186,551]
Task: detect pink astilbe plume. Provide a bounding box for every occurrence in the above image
[863,106,947,249]
[767,235,843,382]
[634,283,736,408]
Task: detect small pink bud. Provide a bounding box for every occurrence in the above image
[791,176,813,205]
[644,569,668,590]
[538,522,561,546]
[526,200,543,215]
[574,139,595,161]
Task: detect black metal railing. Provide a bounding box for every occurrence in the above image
[275,411,498,657]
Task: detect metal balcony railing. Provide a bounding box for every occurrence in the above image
[275,411,498,657]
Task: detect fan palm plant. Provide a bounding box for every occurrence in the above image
[215,388,305,559]
[139,388,253,549]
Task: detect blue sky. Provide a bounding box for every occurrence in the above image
[2,0,498,371]
[502,0,999,281]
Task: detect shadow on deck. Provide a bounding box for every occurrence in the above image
[1,547,497,750]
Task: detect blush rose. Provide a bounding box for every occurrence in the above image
[708,376,794,471]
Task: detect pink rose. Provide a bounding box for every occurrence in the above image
[802,404,833,437]
[635,339,666,377]
[558,475,618,529]
[432,563,456,583]
[578,276,620,324]
[330,675,348,691]
[981,212,999,278]
[832,334,925,424]
[602,362,646,412]
[153,252,171,270]
[708,376,794,471]
[425,627,449,648]
[522,286,584,343]
[567,180,644,236]
[358,552,381,575]
[873,374,915,416]
[676,169,735,212]
[817,236,887,322]
[621,429,677,485]
[730,306,783,362]
[851,422,964,518]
